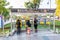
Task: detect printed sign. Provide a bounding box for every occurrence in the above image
[0,16,1,28]
[0,16,3,28]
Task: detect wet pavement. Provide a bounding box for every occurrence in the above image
[0,30,60,40]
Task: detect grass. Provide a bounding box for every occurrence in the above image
[50,20,60,30]
[3,22,49,30]
[0,29,10,34]
[0,20,60,33]
[38,24,49,29]
[0,23,11,33]
[4,23,11,28]
[55,20,60,26]
[1,23,50,30]
[21,24,49,30]
[55,20,60,31]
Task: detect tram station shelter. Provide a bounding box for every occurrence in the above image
[10,8,56,32]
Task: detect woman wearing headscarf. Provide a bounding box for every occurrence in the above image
[16,19,21,34]
[34,18,38,32]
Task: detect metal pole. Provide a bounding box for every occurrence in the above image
[49,0,51,10]
[10,6,13,32]
[3,16,4,34]
[14,16,16,30]
[32,13,34,33]
[53,12,55,32]
[49,16,50,30]
[49,0,51,30]
[10,10,12,32]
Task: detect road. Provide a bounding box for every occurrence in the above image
[0,30,60,40]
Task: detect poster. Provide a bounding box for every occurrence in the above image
[0,16,3,28]
[0,16,1,28]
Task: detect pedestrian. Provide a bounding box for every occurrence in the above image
[34,18,38,33]
[16,19,21,34]
[26,20,31,34]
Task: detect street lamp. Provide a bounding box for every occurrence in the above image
[9,6,13,32]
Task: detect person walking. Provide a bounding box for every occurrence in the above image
[34,18,38,33]
[26,20,31,34]
[16,19,21,34]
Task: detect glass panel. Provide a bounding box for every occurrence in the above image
[55,20,60,33]
[49,13,54,30]
[4,19,11,35]
[9,13,55,33]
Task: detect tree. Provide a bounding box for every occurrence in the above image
[55,0,60,20]
[32,0,41,9]
[24,0,41,9]
[0,0,9,20]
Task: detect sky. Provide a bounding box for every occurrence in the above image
[6,0,56,9]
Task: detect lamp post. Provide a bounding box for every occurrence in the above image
[49,0,51,30]
[51,0,55,32]
[53,10,55,32]
[49,0,51,10]
[9,6,13,32]
[3,16,4,35]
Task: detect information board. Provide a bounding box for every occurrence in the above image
[0,17,1,28]
[0,16,3,28]
[0,16,2,28]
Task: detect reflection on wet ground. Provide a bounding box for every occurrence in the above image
[0,31,60,40]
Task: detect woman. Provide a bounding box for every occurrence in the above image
[34,18,38,33]
[16,19,21,34]
[26,20,31,34]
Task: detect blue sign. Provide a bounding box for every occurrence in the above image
[44,19,46,25]
[0,16,3,28]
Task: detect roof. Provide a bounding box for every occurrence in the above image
[11,8,56,13]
